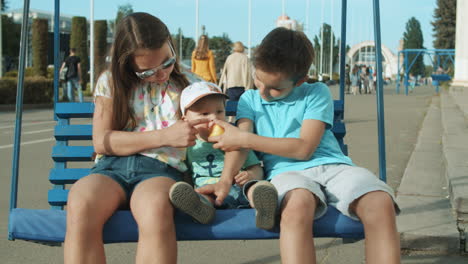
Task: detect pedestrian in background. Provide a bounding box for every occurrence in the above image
[60,48,83,102]
[191,35,217,83]
[219,41,254,101]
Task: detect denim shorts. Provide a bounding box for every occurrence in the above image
[90,154,183,199]
[219,185,250,209]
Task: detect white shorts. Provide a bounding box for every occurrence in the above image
[270,164,399,220]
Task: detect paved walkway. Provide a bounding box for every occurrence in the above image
[1,83,467,263]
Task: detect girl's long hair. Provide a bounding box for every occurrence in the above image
[194,35,209,60]
[109,12,189,130]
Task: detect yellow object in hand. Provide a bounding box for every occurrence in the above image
[209,124,224,137]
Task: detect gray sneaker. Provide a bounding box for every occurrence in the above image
[252,181,278,230]
[169,182,215,224]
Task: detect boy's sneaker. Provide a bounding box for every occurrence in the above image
[169,182,215,224]
[252,181,278,230]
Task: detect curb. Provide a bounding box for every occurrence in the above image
[396,95,460,253]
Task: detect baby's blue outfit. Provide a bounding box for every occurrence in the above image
[186,139,260,209]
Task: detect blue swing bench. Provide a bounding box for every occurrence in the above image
[8,99,363,244]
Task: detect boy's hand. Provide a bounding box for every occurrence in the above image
[208,119,247,151]
[234,171,255,187]
[196,181,231,207]
[163,119,209,148]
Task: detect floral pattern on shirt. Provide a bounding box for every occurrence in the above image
[94,72,187,172]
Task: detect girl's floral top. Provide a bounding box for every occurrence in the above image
[94,72,187,172]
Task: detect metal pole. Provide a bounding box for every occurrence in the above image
[306,0,310,38]
[372,0,387,182]
[248,0,251,58]
[53,0,60,111]
[0,1,3,78]
[320,0,324,75]
[396,50,400,93]
[339,0,347,103]
[195,0,199,45]
[330,0,334,77]
[90,0,94,92]
[10,0,31,217]
[404,51,408,95]
[179,28,183,60]
[282,0,285,16]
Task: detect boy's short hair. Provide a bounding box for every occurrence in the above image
[254,27,314,82]
[180,82,228,115]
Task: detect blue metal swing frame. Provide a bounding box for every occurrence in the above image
[396,48,455,95]
[8,0,388,244]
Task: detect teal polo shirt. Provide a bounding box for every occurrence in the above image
[236,82,354,180]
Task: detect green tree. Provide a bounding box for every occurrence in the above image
[113,3,133,31]
[403,17,425,76]
[32,18,48,77]
[209,34,232,74]
[432,0,456,49]
[94,20,108,79]
[313,23,339,75]
[70,16,89,86]
[2,14,21,72]
[1,0,7,11]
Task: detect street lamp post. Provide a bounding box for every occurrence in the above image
[178,28,183,61]
[90,0,94,91]
[330,0,334,77]
[248,0,251,58]
[0,1,3,78]
[195,0,199,45]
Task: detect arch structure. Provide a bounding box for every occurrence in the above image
[346,41,398,79]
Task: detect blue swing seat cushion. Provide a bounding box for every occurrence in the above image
[9,206,364,243]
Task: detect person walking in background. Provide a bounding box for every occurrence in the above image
[191,35,217,83]
[360,65,369,94]
[60,48,83,102]
[218,41,254,101]
[350,65,360,95]
[345,64,351,94]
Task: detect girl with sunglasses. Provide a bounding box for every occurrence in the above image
[64,12,208,264]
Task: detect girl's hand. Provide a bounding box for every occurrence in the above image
[208,119,248,151]
[163,119,209,148]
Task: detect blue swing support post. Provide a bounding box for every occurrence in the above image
[396,48,455,95]
[8,0,389,244]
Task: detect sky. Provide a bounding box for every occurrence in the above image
[8,0,437,55]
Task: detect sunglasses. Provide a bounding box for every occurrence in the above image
[135,41,177,80]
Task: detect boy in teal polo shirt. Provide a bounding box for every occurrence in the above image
[198,28,400,263]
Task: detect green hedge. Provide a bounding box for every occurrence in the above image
[0,77,54,104]
[5,67,55,79]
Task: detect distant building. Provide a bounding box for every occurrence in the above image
[276,14,298,31]
[347,41,398,79]
[7,8,73,33]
